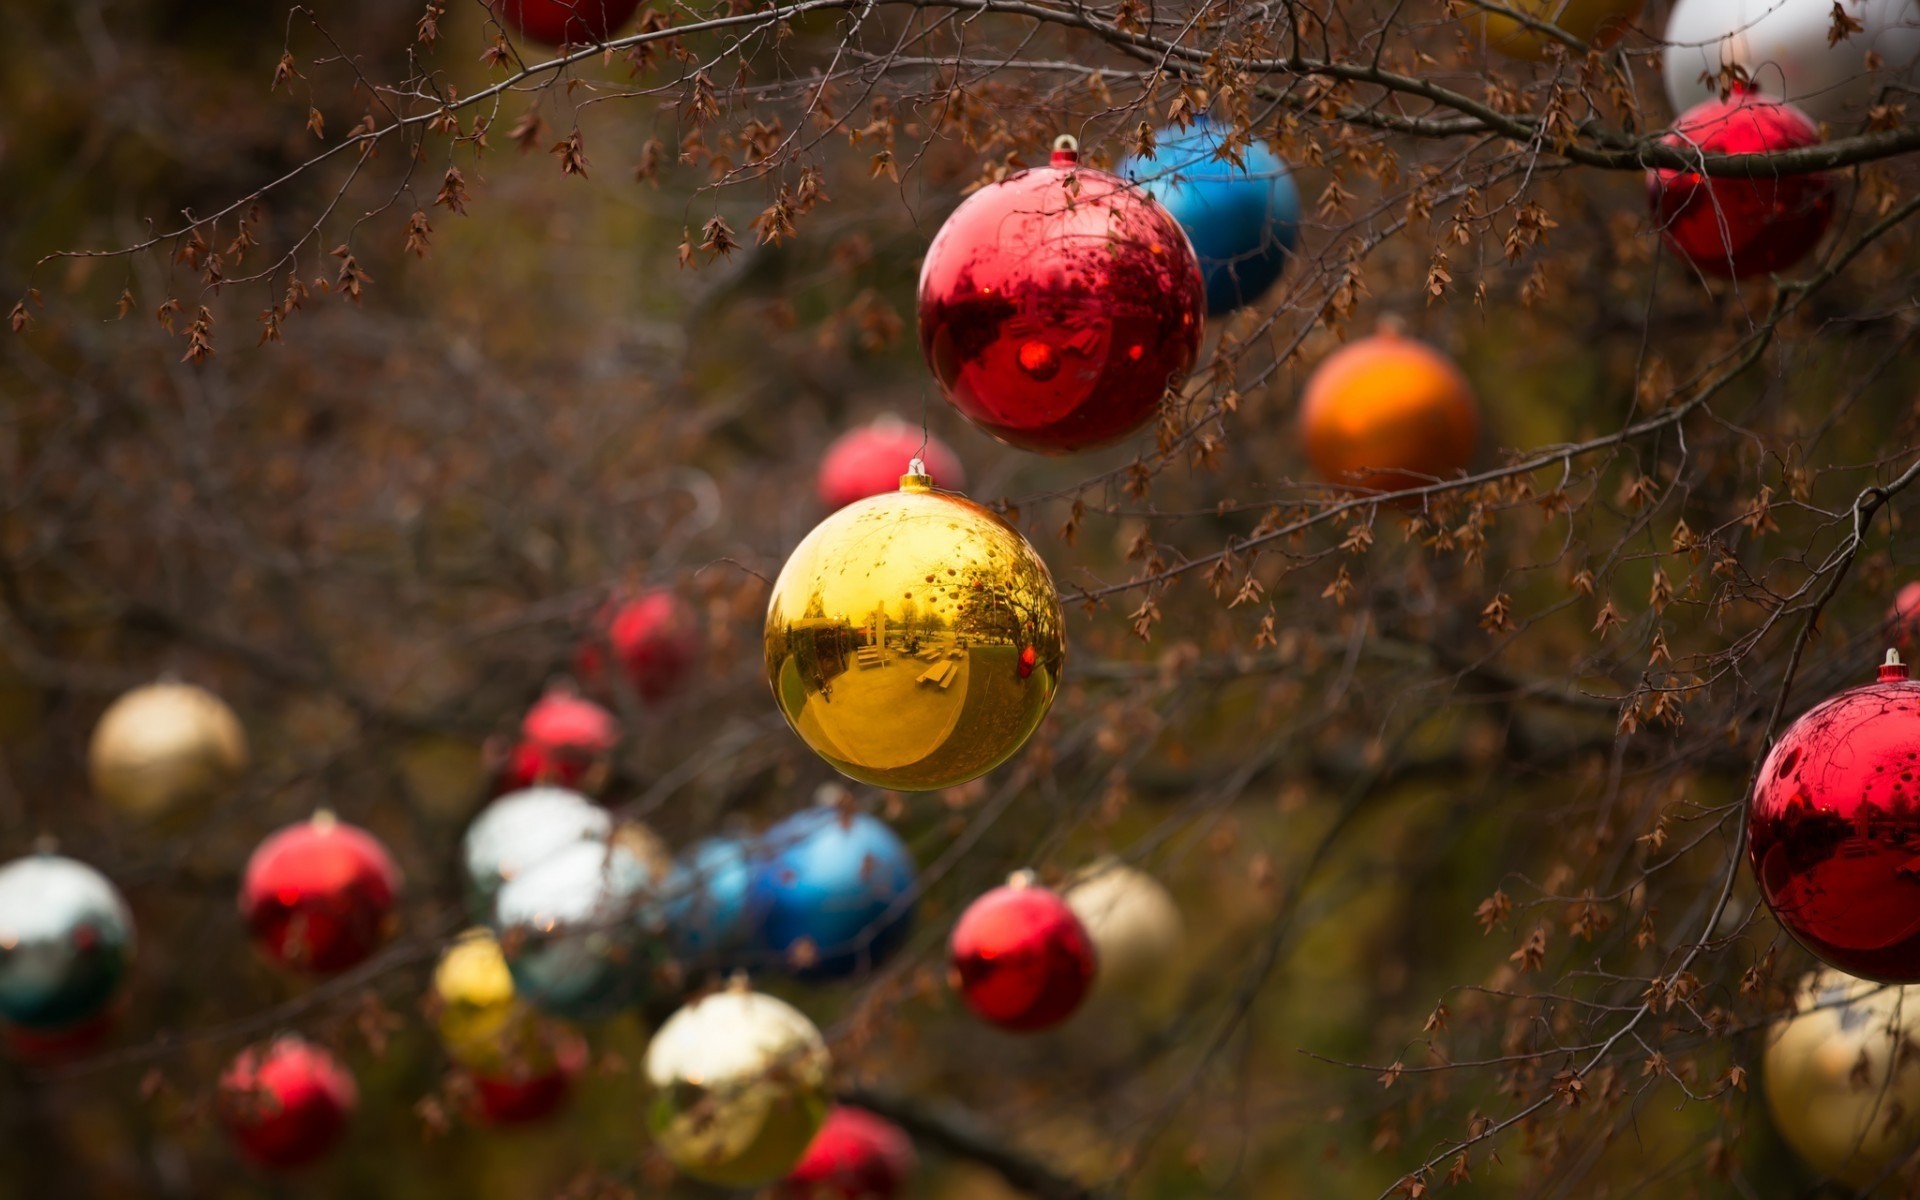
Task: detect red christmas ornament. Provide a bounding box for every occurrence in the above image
[2,1008,116,1066]
[218,1037,357,1171]
[469,1034,585,1127]
[240,813,402,975]
[917,138,1206,454]
[948,876,1097,1032]
[499,687,618,793]
[1749,651,1920,981]
[818,417,967,511]
[576,589,701,702]
[489,0,640,46]
[1890,582,1920,652]
[781,1106,918,1200]
[1648,88,1835,280]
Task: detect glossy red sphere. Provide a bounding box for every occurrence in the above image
[489,0,641,46]
[949,881,1097,1032]
[1890,583,1920,653]
[469,1034,584,1126]
[1648,89,1834,280]
[818,417,967,510]
[576,589,701,702]
[917,146,1205,454]
[218,1037,357,1170]
[1749,657,1920,981]
[781,1106,918,1199]
[240,815,402,975]
[500,688,618,792]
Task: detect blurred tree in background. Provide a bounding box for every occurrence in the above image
[6,0,1920,1196]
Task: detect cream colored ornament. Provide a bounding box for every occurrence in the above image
[88,682,248,817]
[1065,859,1186,1009]
[644,985,830,1187]
[1764,969,1920,1188]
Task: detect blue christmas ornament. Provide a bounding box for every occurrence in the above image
[490,832,670,1018]
[749,808,917,982]
[665,836,755,966]
[0,853,136,1031]
[1121,118,1301,316]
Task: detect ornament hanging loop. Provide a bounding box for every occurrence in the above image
[899,457,933,493]
[1050,134,1080,167]
[1882,648,1910,682]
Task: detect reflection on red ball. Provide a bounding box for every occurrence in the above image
[1648,89,1834,280]
[818,417,967,510]
[469,1034,585,1127]
[949,880,1096,1032]
[781,1106,918,1199]
[240,814,402,975]
[1890,582,1920,653]
[489,0,640,46]
[500,688,618,793]
[218,1037,357,1171]
[2,1008,116,1065]
[576,590,701,703]
[1749,654,1920,981]
[917,144,1205,454]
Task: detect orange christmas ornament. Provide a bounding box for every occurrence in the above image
[1296,324,1479,495]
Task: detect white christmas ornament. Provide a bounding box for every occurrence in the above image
[1663,0,1920,126]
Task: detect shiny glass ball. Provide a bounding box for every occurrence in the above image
[1764,970,1920,1187]
[1121,119,1301,315]
[499,687,618,794]
[949,879,1096,1032]
[750,807,917,981]
[240,813,402,975]
[0,854,135,1032]
[917,144,1205,454]
[764,474,1065,791]
[1749,655,1920,980]
[468,1032,586,1127]
[577,589,701,703]
[431,927,558,1074]
[645,988,831,1187]
[1648,90,1835,280]
[218,1036,357,1170]
[1297,327,1480,494]
[462,787,612,914]
[491,833,669,1018]
[1474,0,1643,61]
[1063,860,1185,1006]
[666,836,756,966]
[1664,0,1920,126]
[780,1106,918,1200]
[489,0,640,45]
[818,416,967,511]
[88,682,247,818]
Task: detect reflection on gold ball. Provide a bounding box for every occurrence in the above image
[1764,969,1920,1187]
[1065,859,1186,1010]
[764,470,1064,791]
[645,987,830,1187]
[1476,0,1644,62]
[88,683,248,818]
[431,928,559,1075]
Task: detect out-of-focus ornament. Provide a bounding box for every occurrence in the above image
[498,686,618,794]
[0,853,135,1032]
[1063,859,1185,1005]
[2,1008,117,1065]
[764,465,1064,791]
[1297,323,1480,494]
[819,416,967,512]
[489,0,640,45]
[1120,117,1300,315]
[1473,0,1643,61]
[218,1036,357,1171]
[468,1031,587,1127]
[666,836,756,967]
[949,874,1096,1032]
[917,137,1206,454]
[1764,969,1920,1187]
[491,831,670,1017]
[750,805,917,981]
[462,787,612,914]
[431,928,547,1072]
[1749,651,1920,981]
[88,681,247,818]
[1890,581,1920,651]
[1648,89,1834,280]
[780,1106,918,1200]
[1663,0,1920,126]
[577,589,702,703]
[645,986,831,1187]
[240,812,401,975]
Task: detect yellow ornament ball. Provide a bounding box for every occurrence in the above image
[1475,0,1644,62]
[88,682,248,818]
[1764,969,1920,1188]
[430,928,558,1075]
[645,986,830,1187]
[764,463,1064,791]
[1065,859,1186,1009]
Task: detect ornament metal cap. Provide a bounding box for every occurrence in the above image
[310,808,338,832]
[1882,648,1910,683]
[1050,134,1079,167]
[1006,868,1038,889]
[899,457,933,493]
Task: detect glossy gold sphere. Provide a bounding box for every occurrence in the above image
[1764,969,1920,1187]
[1476,0,1644,62]
[1064,859,1186,1009]
[764,471,1064,791]
[644,987,831,1187]
[430,928,548,1073]
[88,682,248,818]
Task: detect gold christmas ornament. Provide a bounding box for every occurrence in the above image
[1764,969,1920,1188]
[88,682,248,818]
[1475,0,1644,62]
[764,463,1064,791]
[430,928,563,1075]
[644,985,831,1187]
[1064,859,1186,1008]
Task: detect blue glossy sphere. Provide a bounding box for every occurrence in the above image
[1121,119,1302,316]
[665,836,754,966]
[749,808,917,982]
